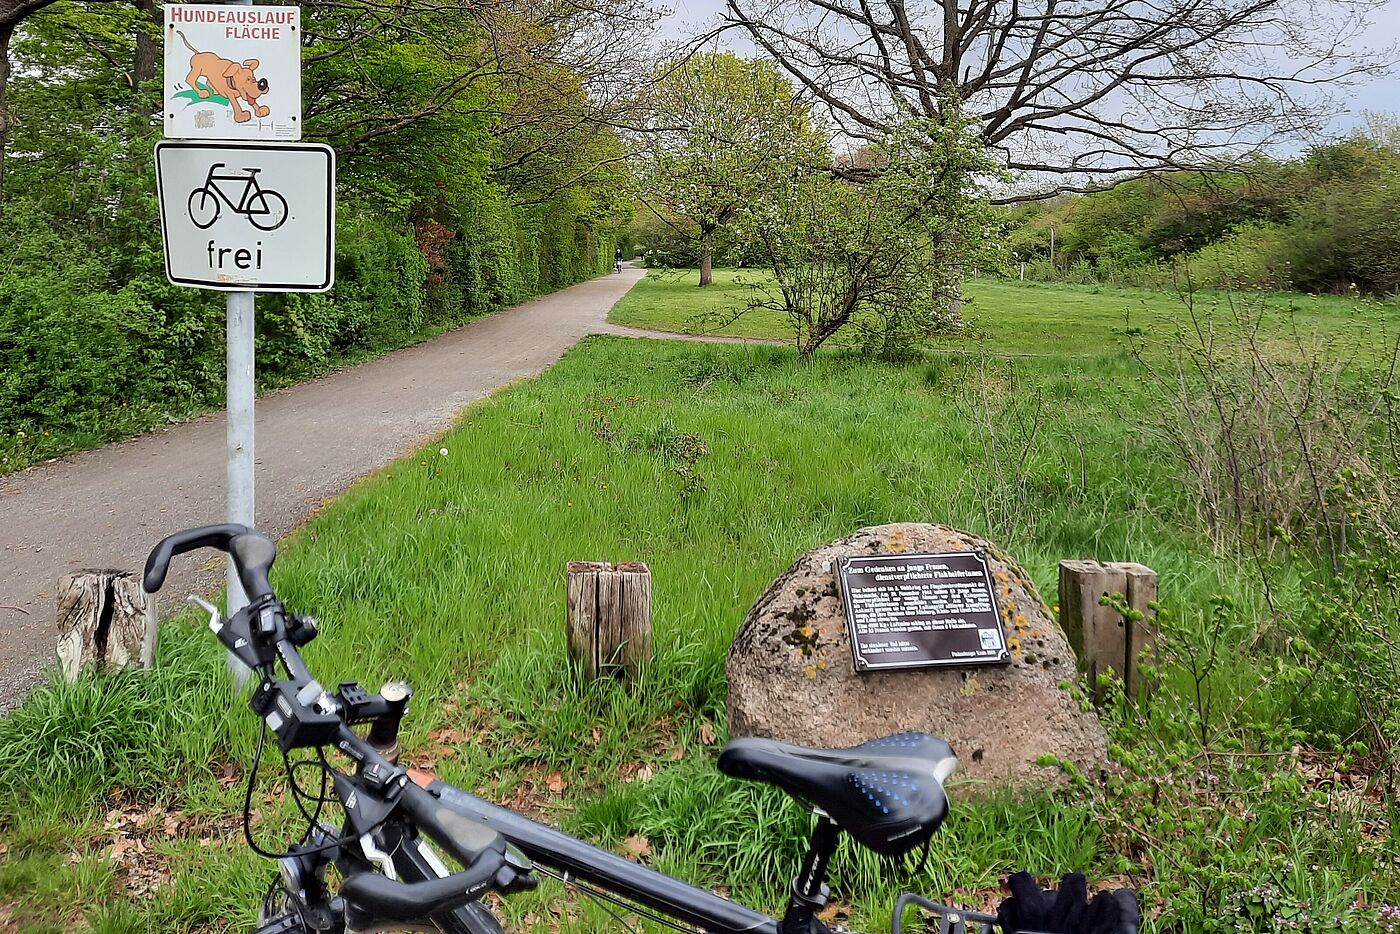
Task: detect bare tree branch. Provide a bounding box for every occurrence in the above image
[721,0,1396,198]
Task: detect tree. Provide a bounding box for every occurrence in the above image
[640,51,825,286]
[0,0,55,209]
[721,0,1391,199]
[743,111,1003,358]
[0,0,656,214]
[0,0,134,213]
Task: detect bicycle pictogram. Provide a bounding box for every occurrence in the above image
[187,162,289,231]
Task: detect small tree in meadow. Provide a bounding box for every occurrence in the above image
[743,110,1003,359]
[640,52,826,286]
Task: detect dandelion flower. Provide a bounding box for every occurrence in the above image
[440,447,449,457]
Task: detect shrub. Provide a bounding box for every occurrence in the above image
[1129,290,1399,569]
[1183,222,1293,291]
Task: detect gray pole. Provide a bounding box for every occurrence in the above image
[225,0,255,688]
[226,294,256,690]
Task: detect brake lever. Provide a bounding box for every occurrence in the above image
[188,594,221,632]
[191,593,266,670]
[201,596,278,671]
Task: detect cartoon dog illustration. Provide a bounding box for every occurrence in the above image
[175,29,270,124]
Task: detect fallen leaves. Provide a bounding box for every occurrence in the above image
[618,761,655,784]
[621,834,651,861]
[818,902,852,926]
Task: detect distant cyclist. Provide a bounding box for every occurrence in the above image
[614,246,623,273]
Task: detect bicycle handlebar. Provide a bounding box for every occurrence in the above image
[143,523,277,601]
[340,848,505,924]
[145,524,522,930]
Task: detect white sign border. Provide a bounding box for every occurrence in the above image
[154,139,336,293]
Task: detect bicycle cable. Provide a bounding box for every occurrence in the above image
[241,714,394,862]
[531,864,703,934]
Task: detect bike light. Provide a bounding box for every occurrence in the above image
[278,855,307,896]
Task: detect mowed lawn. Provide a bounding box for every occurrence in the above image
[0,284,1394,931]
[610,268,1400,357]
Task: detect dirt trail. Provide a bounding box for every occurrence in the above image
[0,267,656,707]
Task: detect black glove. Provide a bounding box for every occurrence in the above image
[996,872,1140,934]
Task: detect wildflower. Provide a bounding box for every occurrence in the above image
[440,447,449,457]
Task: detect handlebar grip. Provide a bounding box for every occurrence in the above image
[143,523,277,601]
[339,850,504,923]
[229,531,277,601]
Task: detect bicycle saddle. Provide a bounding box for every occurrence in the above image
[718,732,957,856]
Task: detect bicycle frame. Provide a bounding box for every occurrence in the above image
[402,773,780,934]
[202,163,262,211]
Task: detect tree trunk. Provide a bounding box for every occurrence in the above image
[1058,560,1159,706]
[948,262,963,326]
[698,228,713,287]
[566,561,652,679]
[0,22,12,217]
[132,0,159,103]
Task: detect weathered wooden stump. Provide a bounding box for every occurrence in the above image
[566,561,652,679]
[56,570,158,681]
[1058,560,1159,703]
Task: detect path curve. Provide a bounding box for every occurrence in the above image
[0,267,656,707]
[599,323,785,345]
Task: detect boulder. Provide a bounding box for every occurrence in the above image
[726,523,1108,788]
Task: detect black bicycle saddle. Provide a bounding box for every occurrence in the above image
[717,732,957,856]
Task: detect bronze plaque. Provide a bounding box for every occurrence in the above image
[838,551,1010,671]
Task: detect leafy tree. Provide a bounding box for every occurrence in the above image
[744,111,1003,358]
[640,51,825,286]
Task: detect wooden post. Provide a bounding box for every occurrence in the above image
[1118,562,1160,700]
[1058,560,1158,703]
[56,570,158,681]
[566,561,652,679]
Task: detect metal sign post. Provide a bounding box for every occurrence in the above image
[226,0,256,686]
[158,0,330,687]
[226,290,254,643]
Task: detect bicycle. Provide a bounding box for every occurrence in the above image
[143,525,1141,934]
[188,164,289,232]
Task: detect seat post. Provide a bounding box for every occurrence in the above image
[780,814,840,934]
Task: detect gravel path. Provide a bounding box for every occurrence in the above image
[0,267,656,707]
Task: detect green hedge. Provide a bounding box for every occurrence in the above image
[0,188,617,473]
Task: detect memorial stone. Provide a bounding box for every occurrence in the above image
[726,523,1109,787]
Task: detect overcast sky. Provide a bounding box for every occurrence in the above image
[656,0,1400,140]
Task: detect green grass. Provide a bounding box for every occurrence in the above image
[610,268,1400,358]
[0,317,1394,929]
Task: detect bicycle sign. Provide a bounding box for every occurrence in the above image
[156,140,334,292]
[188,164,289,231]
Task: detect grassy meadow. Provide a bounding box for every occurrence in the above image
[610,268,1400,358]
[0,274,1395,932]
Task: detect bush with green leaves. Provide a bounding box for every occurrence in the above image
[1003,122,1400,296]
[0,182,618,475]
[742,111,1005,360]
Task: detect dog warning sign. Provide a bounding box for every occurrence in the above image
[163,4,301,141]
